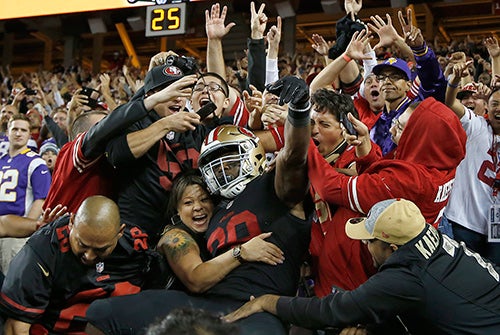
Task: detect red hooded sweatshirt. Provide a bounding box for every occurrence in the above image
[307,97,467,296]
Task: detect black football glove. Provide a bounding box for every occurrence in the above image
[266,76,311,127]
[266,76,310,110]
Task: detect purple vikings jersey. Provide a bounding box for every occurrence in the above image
[0,148,51,216]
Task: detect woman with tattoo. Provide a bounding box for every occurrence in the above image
[157,170,285,293]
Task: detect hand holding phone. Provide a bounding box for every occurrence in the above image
[340,112,357,137]
[81,87,100,109]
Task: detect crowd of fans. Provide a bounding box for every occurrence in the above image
[0,0,499,334]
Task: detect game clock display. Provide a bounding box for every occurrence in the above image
[145,3,186,37]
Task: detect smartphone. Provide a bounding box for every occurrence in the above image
[25,89,37,96]
[196,102,217,120]
[81,87,99,109]
[339,112,357,137]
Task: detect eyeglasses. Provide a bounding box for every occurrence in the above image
[391,117,405,132]
[376,73,406,82]
[193,82,226,94]
[361,239,376,245]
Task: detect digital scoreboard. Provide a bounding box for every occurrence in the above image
[145,3,186,37]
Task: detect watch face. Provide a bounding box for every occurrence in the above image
[232,246,241,258]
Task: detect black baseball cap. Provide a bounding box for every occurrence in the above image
[144,65,184,94]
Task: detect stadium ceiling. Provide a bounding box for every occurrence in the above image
[0,0,499,73]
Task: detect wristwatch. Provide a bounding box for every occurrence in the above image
[232,245,244,262]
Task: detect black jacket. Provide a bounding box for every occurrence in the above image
[277,225,500,334]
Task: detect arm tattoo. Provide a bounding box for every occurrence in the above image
[162,229,199,263]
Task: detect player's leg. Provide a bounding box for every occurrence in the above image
[85,290,194,335]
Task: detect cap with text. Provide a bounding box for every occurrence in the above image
[345,198,426,245]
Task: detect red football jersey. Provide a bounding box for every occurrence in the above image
[43,132,114,214]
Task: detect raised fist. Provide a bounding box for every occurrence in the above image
[265,76,310,109]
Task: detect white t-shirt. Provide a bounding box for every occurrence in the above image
[445,106,500,235]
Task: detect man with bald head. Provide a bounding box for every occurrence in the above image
[0,195,150,335]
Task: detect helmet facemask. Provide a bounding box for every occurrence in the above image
[199,135,266,199]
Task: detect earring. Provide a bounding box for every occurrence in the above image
[170,213,182,226]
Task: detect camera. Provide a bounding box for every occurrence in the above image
[339,112,357,137]
[25,89,38,96]
[165,55,198,75]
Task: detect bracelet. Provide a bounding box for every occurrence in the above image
[343,54,352,63]
[447,81,459,88]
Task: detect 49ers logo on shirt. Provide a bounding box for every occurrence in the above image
[163,66,182,76]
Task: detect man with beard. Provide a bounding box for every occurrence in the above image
[0,196,149,335]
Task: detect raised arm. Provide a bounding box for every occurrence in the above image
[309,29,371,94]
[205,3,239,113]
[105,76,199,164]
[368,13,415,64]
[485,36,500,81]
[266,16,282,85]
[98,73,117,111]
[158,229,283,293]
[344,0,362,21]
[123,111,201,160]
[205,3,234,78]
[66,88,91,136]
[344,112,372,159]
[397,9,446,100]
[267,76,311,208]
[246,1,268,92]
[41,112,68,148]
[311,33,333,67]
[445,61,471,119]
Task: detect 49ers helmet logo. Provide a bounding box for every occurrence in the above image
[163,66,182,76]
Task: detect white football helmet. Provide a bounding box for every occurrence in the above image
[198,125,267,198]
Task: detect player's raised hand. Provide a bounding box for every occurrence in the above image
[266,76,309,109]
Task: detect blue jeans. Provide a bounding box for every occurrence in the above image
[438,215,454,239]
[451,221,500,266]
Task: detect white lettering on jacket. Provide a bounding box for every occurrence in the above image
[434,179,454,203]
[415,227,440,259]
